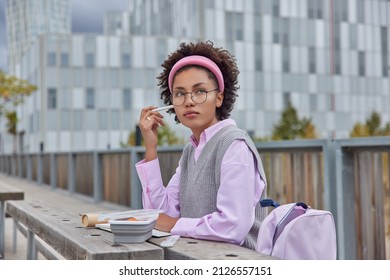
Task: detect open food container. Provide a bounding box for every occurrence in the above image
[97,209,162,243]
[109,218,157,243]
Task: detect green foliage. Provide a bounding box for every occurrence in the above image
[253,136,271,142]
[5,110,18,135]
[0,70,37,114]
[272,102,317,140]
[350,111,390,137]
[0,70,37,153]
[157,124,184,146]
[121,123,184,147]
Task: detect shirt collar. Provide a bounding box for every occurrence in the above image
[189,119,236,147]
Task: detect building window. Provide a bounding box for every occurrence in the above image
[111,69,119,87]
[282,47,290,73]
[60,53,69,67]
[309,47,316,73]
[282,18,289,46]
[86,88,95,109]
[123,89,131,110]
[381,27,388,77]
[47,88,57,109]
[85,53,94,67]
[328,94,335,111]
[335,50,341,75]
[99,110,108,129]
[309,94,317,111]
[122,53,131,68]
[226,12,234,41]
[272,0,280,17]
[273,18,280,44]
[283,92,291,109]
[47,52,56,66]
[225,12,244,41]
[73,110,83,131]
[236,13,244,40]
[357,0,364,23]
[61,110,70,130]
[111,110,120,130]
[317,0,324,19]
[358,51,365,76]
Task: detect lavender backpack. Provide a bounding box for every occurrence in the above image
[256,199,337,260]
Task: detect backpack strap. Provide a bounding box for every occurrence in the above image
[260,198,308,210]
[260,198,280,208]
[259,199,309,249]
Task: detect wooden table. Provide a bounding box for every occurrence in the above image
[0,181,24,259]
[149,237,276,260]
[7,199,276,260]
[7,200,164,259]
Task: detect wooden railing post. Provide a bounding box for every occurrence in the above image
[26,154,32,181]
[50,153,57,190]
[323,139,337,213]
[17,154,23,178]
[93,151,103,203]
[11,155,16,177]
[68,153,75,194]
[37,154,43,185]
[130,147,142,209]
[334,143,356,260]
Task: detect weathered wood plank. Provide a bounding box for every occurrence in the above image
[0,184,24,201]
[148,237,277,260]
[7,200,163,260]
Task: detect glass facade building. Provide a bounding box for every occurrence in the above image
[3,0,390,153]
[5,0,71,73]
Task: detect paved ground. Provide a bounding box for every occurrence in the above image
[1,173,129,260]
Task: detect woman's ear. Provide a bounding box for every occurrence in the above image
[216,92,224,108]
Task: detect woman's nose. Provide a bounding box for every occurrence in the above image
[183,92,194,106]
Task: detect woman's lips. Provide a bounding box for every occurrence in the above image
[183,111,199,118]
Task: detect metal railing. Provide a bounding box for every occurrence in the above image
[1,137,389,260]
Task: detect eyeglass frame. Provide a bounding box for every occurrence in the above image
[170,88,219,106]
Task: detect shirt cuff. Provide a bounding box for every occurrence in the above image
[135,158,164,190]
[171,217,201,237]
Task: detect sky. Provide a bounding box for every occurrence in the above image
[0,0,128,72]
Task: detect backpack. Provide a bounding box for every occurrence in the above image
[256,199,337,260]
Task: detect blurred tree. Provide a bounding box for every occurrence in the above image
[383,123,390,136]
[5,111,17,135]
[350,111,390,137]
[272,102,317,140]
[302,121,317,139]
[350,122,369,137]
[5,111,18,153]
[366,111,381,136]
[121,123,184,147]
[0,70,37,153]
[0,70,37,114]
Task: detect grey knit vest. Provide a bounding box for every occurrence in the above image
[179,125,267,250]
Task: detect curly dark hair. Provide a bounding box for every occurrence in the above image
[157,41,239,123]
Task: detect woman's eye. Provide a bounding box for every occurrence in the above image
[194,89,207,95]
[175,92,185,97]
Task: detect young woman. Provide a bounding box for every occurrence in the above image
[136,41,267,250]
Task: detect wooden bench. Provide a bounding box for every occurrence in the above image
[0,181,24,259]
[7,200,164,260]
[7,199,276,260]
[149,237,276,260]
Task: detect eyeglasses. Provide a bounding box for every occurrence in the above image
[170,88,219,106]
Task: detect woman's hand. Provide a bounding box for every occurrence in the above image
[137,106,165,161]
[155,213,179,233]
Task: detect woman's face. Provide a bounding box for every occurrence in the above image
[171,67,224,140]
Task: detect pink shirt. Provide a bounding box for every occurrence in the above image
[136,119,266,245]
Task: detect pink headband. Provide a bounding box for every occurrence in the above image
[168,55,224,93]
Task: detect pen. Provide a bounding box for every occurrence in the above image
[151,105,174,112]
